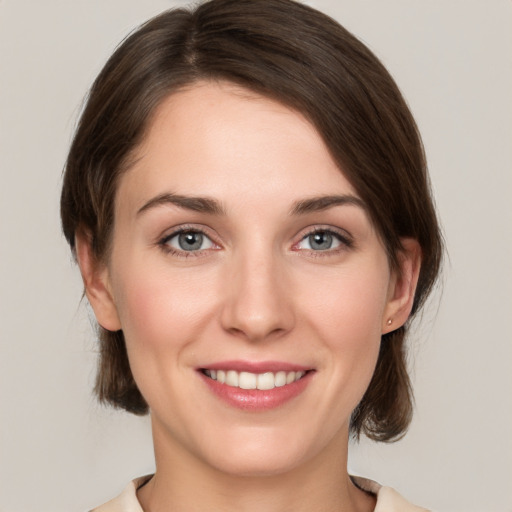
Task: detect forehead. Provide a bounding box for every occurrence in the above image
[117,80,359,213]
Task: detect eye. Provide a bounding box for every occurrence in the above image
[162,229,215,253]
[295,229,352,252]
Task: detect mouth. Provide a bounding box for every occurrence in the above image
[201,369,308,390]
[198,363,314,411]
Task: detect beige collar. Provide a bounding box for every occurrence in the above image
[91,474,430,512]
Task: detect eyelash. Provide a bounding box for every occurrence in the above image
[157,226,354,258]
[293,227,354,257]
[158,226,218,258]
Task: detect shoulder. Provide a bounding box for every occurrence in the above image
[89,476,151,512]
[351,475,431,512]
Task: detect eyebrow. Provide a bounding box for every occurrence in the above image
[291,194,366,215]
[137,192,365,217]
[137,193,226,216]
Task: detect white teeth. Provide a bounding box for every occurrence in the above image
[239,371,257,389]
[204,369,306,390]
[257,372,275,390]
[225,370,238,387]
[275,371,287,387]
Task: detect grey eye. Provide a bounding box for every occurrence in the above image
[297,231,343,251]
[179,232,203,251]
[308,232,333,250]
[166,231,214,252]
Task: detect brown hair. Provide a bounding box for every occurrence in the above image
[61,0,443,441]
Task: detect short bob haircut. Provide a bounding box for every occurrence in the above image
[61,0,442,442]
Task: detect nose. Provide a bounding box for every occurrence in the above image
[220,248,295,342]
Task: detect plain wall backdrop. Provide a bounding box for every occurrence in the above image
[1,1,511,511]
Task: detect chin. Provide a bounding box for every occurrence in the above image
[208,452,303,478]
[199,428,316,478]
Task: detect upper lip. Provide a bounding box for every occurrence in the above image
[198,360,312,373]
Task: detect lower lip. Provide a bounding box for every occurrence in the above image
[199,371,313,411]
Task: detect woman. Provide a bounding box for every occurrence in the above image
[61,0,442,510]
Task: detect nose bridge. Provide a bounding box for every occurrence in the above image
[221,237,294,341]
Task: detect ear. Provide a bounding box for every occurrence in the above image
[382,238,422,334]
[75,230,121,332]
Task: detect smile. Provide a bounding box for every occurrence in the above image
[202,369,306,390]
[199,362,314,411]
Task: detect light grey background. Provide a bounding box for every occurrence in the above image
[1,1,511,511]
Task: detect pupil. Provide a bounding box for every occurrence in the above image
[179,232,203,251]
[310,232,332,250]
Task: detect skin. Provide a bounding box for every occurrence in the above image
[77,81,421,512]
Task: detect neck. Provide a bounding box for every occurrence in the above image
[137,419,375,512]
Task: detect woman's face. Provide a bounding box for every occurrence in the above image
[87,81,412,476]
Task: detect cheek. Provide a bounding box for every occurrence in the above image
[110,261,222,412]
[111,261,217,358]
[299,265,389,399]
[303,266,389,344]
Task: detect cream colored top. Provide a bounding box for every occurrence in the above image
[91,475,430,512]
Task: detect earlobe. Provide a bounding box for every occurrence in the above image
[382,238,422,333]
[75,231,121,332]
